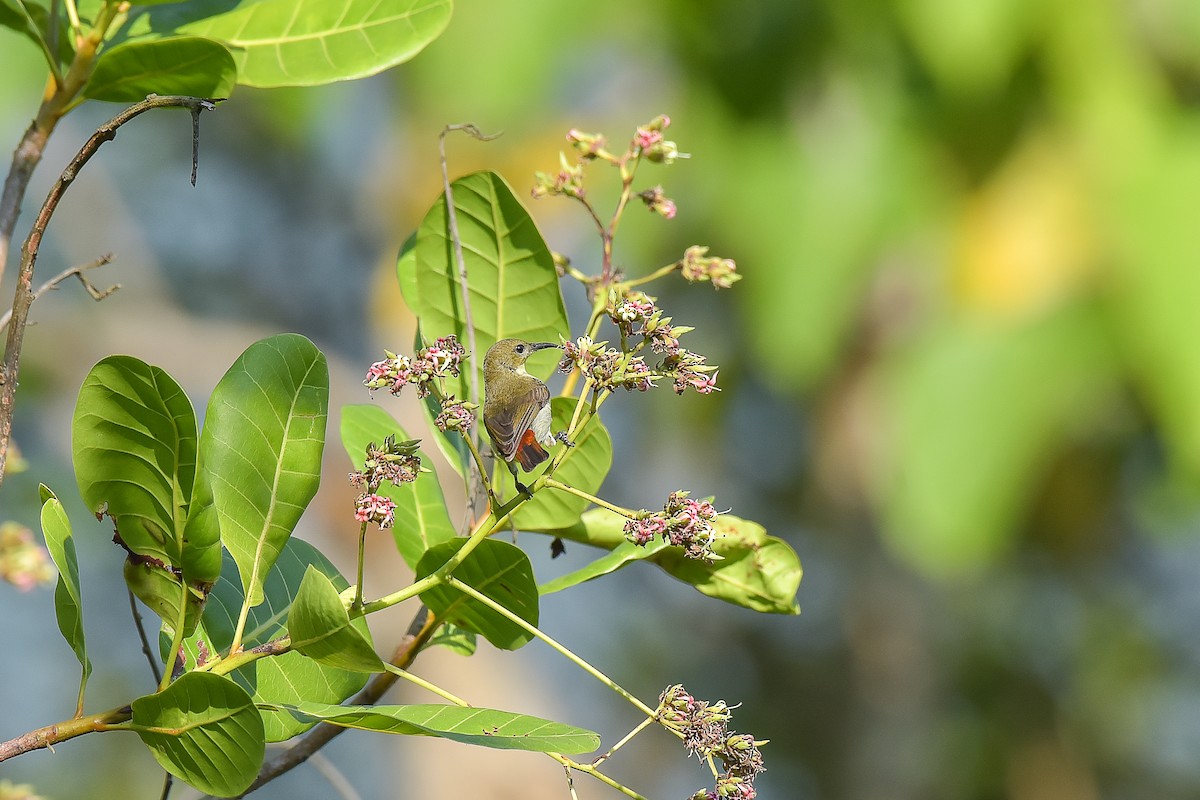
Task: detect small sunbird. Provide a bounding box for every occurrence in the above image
[482,338,564,495]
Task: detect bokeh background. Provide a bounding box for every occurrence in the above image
[4,0,1200,798]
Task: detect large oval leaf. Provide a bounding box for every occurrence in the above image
[72,355,198,567]
[39,485,91,714]
[267,701,600,754]
[492,398,612,530]
[201,334,328,607]
[131,672,264,797]
[339,404,455,569]
[168,539,371,743]
[416,539,538,650]
[413,170,569,403]
[148,0,454,87]
[84,36,236,102]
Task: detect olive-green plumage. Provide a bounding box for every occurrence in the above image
[482,339,559,484]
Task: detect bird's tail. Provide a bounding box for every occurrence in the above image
[514,428,549,471]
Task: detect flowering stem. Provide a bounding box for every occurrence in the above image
[442,574,657,718]
[623,260,680,288]
[561,294,609,397]
[592,716,657,767]
[543,478,636,518]
[608,153,642,251]
[353,520,368,612]
[571,193,607,239]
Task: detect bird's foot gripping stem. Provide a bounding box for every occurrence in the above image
[555,431,575,448]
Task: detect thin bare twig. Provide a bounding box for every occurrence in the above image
[0,253,117,331]
[0,95,221,486]
[439,123,500,515]
[127,587,163,686]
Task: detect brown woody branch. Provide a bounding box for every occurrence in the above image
[0,95,220,485]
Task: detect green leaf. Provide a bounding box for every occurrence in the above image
[396,232,419,310]
[203,334,328,607]
[151,0,453,87]
[416,539,538,650]
[339,404,455,568]
[131,672,264,797]
[72,355,213,630]
[170,539,370,742]
[266,701,600,754]
[39,485,91,712]
[72,355,198,568]
[288,566,383,673]
[549,509,802,615]
[84,36,236,102]
[492,398,612,530]
[424,622,477,657]
[413,170,569,404]
[539,538,670,596]
[0,0,62,62]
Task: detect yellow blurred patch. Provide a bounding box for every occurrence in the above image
[953,138,1097,320]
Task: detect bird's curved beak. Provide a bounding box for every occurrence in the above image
[530,342,561,351]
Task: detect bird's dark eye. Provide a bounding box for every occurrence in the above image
[515,344,525,353]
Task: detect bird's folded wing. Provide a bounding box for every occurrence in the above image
[485,381,551,460]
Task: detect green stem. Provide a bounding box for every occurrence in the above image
[64,0,82,41]
[353,520,368,612]
[592,716,657,767]
[624,261,681,289]
[159,583,190,690]
[543,477,636,518]
[381,664,467,705]
[361,492,529,615]
[561,294,609,398]
[556,758,648,800]
[443,575,656,718]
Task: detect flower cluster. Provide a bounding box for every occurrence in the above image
[354,494,396,529]
[434,396,477,433]
[602,285,720,394]
[532,114,685,213]
[364,335,466,399]
[607,290,657,336]
[681,245,741,289]
[559,336,656,392]
[349,435,420,530]
[659,685,766,800]
[638,185,677,219]
[624,490,723,560]
[0,522,54,592]
[634,115,686,165]
[664,349,719,396]
[532,153,587,200]
[349,435,421,491]
[565,128,608,160]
